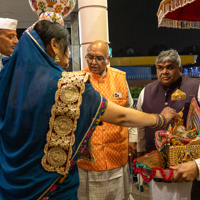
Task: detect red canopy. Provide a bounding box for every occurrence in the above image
[157,0,200,29]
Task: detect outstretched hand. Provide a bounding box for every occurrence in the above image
[160,107,181,123]
[170,161,199,182]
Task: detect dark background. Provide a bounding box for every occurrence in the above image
[107,0,200,57]
[17,1,200,58]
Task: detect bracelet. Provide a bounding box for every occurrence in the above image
[149,114,159,128]
[149,114,167,129]
[159,114,167,128]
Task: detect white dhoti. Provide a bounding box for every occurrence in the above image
[78,163,132,200]
[150,179,192,200]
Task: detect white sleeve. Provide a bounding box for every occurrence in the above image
[195,159,200,180]
[126,82,138,142]
[136,88,146,152]
[195,85,200,180]
[197,84,200,104]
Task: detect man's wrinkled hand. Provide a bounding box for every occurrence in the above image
[128,142,136,162]
[170,161,199,182]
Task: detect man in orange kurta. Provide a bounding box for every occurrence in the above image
[77,40,137,200]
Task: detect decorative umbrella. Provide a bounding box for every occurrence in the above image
[27,0,76,30]
[29,0,76,18]
[157,0,200,29]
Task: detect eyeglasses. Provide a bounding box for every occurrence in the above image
[64,53,70,69]
[64,53,69,59]
[85,54,109,64]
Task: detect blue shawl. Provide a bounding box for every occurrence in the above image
[0,30,106,200]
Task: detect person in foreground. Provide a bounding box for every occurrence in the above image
[0,20,178,200]
[77,40,137,200]
[136,49,200,200]
[0,17,18,71]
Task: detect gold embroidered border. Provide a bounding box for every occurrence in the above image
[78,137,95,164]
[74,96,103,164]
[26,31,46,52]
[42,71,91,175]
[168,145,200,166]
[37,176,59,200]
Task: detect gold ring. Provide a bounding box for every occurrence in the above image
[170,108,176,113]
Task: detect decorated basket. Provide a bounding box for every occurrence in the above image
[133,97,200,182]
[155,131,200,166]
[166,143,200,166]
[159,97,200,166]
[133,151,174,182]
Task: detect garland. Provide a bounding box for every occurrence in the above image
[133,158,174,182]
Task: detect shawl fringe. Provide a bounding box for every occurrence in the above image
[157,0,199,29]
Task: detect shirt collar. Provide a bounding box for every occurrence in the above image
[0,53,6,59]
[100,67,107,78]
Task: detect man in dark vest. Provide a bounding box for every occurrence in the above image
[136,49,200,200]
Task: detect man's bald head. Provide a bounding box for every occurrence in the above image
[86,40,110,75]
[87,40,110,57]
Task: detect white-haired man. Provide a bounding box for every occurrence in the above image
[0,18,18,71]
[137,49,200,200]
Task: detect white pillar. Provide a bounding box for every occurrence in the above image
[78,0,109,69]
[71,12,80,71]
